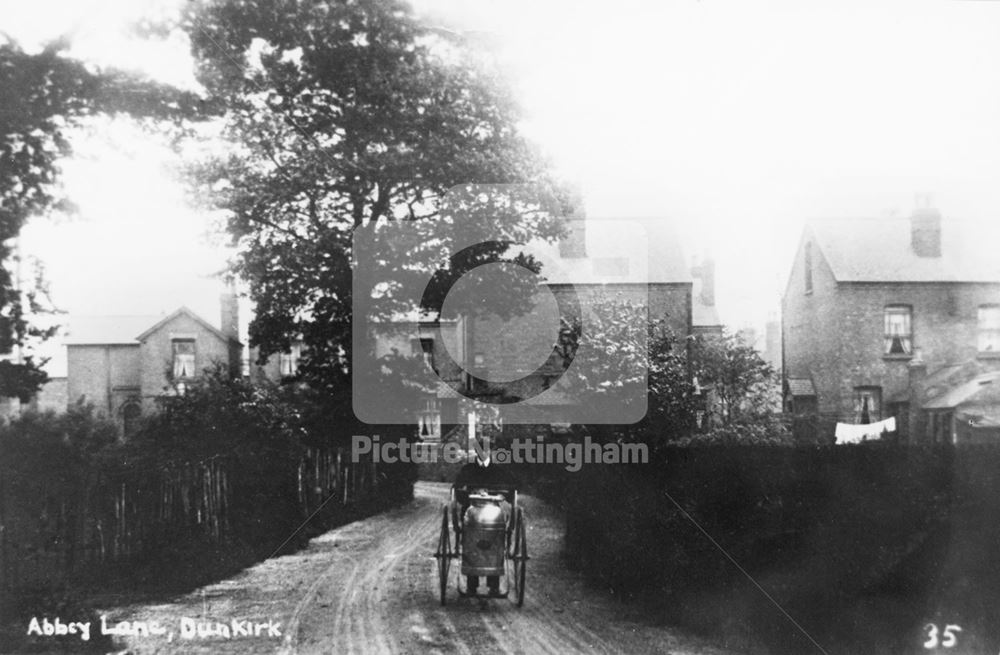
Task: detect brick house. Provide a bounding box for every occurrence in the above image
[65,295,242,435]
[248,340,304,383]
[374,218,699,437]
[781,207,1000,443]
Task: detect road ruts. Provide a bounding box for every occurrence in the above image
[104,482,738,655]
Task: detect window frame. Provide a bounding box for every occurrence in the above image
[171,338,196,379]
[417,396,441,439]
[278,343,302,377]
[121,400,142,437]
[854,386,882,424]
[883,305,913,358]
[978,304,1000,356]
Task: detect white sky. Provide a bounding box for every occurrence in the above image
[5,0,1000,373]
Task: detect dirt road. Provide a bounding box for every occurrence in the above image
[103,482,737,654]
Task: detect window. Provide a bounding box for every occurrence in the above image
[279,343,302,377]
[804,242,813,294]
[854,387,882,424]
[122,401,141,437]
[884,306,912,356]
[979,305,1000,354]
[172,339,196,378]
[417,397,441,439]
[929,410,953,444]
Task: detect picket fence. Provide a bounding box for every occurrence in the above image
[0,446,376,591]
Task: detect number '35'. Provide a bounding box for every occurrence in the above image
[923,623,961,649]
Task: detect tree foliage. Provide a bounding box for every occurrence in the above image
[134,364,303,460]
[690,331,776,424]
[0,401,118,461]
[560,298,701,445]
[0,36,204,399]
[686,330,789,444]
[181,0,570,414]
[560,301,788,446]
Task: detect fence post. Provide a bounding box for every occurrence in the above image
[0,467,7,595]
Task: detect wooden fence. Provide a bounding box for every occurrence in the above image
[0,446,377,592]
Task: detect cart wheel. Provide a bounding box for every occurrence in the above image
[511,506,527,607]
[436,504,452,606]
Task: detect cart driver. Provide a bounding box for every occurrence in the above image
[453,438,516,596]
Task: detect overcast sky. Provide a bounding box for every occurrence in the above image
[6,0,1000,373]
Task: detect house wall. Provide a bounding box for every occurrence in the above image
[783,230,1000,440]
[249,346,281,383]
[30,377,68,413]
[138,314,235,409]
[370,323,464,385]
[469,282,691,401]
[354,281,692,429]
[822,282,1000,421]
[67,344,141,416]
[782,232,841,427]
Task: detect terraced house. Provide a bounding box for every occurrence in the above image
[782,206,1000,443]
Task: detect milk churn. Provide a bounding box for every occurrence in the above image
[461,493,506,576]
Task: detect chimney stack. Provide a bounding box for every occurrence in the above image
[691,256,716,307]
[559,218,587,259]
[910,204,942,258]
[220,290,239,340]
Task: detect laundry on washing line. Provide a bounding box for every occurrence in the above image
[834,416,897,444]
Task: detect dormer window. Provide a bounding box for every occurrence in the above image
[172,339,196,378]
[884,306,912,356]
[804,242,813,294]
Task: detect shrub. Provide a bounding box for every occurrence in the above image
[546,444,960,653]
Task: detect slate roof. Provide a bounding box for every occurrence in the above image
[521,388,575,406]
[66,307,240,346]
[64,315,162,345]
[136,307,240,344]
[786,377,816,397]
[956,407,1000,428]
[807,218,1000,283]
[524,219,692,285]
[923,372,1000,410]
[436,381,464,399]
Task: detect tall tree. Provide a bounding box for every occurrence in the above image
[559,300,701,445]
[690,331,775,426]
[182,0,569,420]
[688,330,789,444]
[0,36,203,400]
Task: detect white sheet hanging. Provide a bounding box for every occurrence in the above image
[835,416,897,444]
